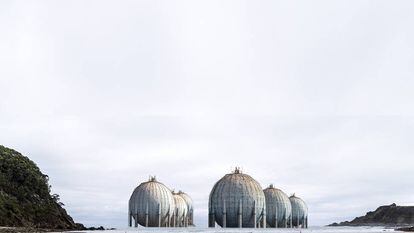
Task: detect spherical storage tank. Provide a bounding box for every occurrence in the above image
[172,192,188,227]
[129,177,175,227]
[208,168,266,228]
[263,184,292,228]
[289,194,308,228]
[178,191,194,225]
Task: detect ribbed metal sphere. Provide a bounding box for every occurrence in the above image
[178,191,193,225]
[208,168,266,228]
[289,194,308,227]
[178,191,193,214]
[263,184,292,227]
[129,177,175,227]
[173,192,188,226]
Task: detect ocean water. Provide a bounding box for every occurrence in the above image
[73,227,396,233]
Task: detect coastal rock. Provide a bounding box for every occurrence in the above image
[396,226,414,232]
[329,203,414,227]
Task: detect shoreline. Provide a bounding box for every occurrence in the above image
[0,227,109,233]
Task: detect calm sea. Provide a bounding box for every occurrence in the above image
[71,227,396,233]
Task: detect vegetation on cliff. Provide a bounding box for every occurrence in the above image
[329,203,414,227]
[0,145,84,229]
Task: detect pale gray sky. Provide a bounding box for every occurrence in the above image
[1,0,414,228]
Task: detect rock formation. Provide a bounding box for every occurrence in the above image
[329,203,414,227]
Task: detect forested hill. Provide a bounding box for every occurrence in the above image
[0,145,84,229]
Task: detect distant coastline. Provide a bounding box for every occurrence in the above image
[329,203,414,227]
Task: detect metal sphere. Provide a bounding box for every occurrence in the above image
[263,184,292,227]
[178,191,193,213]
[289,194,308,227]
[208,168,266,228]
[173,192,188,227]
[178,191,194,225]
[129,177,175,227]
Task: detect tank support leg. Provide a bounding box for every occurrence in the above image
[238,200,242,228]
[253,201,257,228]
[129,213,132,227]
[275,209,278,228]
[158,203,161,227]
[208,209,215,228]
[145,203,149,227]
[297,210,299,228]
[134,214,138,227]
[223,199,227,228]
[191,210,193,226]
[262,208,266,228]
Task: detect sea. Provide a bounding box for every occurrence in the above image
[72,227,397,233]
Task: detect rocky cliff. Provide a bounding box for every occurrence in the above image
[329,203,414,227]
[0,145,85,230]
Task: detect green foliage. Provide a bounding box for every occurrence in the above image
[0,145,81,229]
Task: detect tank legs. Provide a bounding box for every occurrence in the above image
[223,199,227,228]
[223,212,226,228]
[262,208,266,229]
[238,200,242,228]
[129,213,132,227]
[192,211,194,226]
[275,210,278,228]
[253,201,257,228]
[208,210,215,227]
[157,204,161,227]
[145,212,148,226]
[297,213,299,228]
[134,214,138,227]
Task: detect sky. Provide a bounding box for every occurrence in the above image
[1,0,414,228]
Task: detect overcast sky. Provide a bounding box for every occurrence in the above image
[1,0,414,228]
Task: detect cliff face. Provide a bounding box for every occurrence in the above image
[329,203,414,227]
[0,145,84,230]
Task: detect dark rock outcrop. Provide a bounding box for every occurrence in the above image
[0,145,85,230]
[329,203,414,227]
[396,226,414,232]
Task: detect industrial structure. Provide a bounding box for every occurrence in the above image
[290,194,308,228]
[128,176,193,228]
[263,184,292,228]
[128,169,308,228]
[208,168,308,228]
[208,168,266,228]
[172,191,188,227]
[178,191,194,226]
